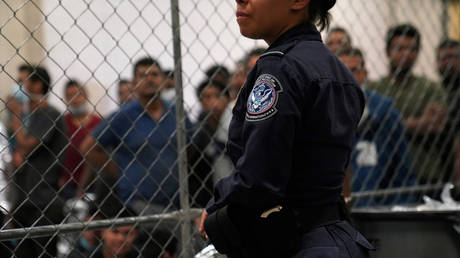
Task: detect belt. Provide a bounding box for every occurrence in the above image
[290,203,342,232]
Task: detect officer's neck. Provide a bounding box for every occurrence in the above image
[264,19,305,46]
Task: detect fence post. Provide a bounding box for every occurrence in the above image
[170,0,193,257]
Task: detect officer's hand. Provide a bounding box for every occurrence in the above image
[199,210,208,239]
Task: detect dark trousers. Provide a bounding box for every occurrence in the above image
[12,201,63,258]
[292,221,373,258]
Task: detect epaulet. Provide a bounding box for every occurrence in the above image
[259,41,296,59]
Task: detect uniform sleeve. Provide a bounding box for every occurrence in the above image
[206,58,304,214]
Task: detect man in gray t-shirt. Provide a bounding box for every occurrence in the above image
[7,66,67,258]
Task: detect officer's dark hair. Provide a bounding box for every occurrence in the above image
[437,38,460,52]
[337,47,366,68]
[306,0,336,31]
[18,64,33,74]
[133,57,163,77]
[196,79,229,99]
[205,64,230,82]
[29,66,51,95]
[385,24,421,55]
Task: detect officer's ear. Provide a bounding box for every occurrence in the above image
[290,0,310,11]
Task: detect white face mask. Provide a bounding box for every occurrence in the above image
[12,83,30,105]
[161,88,176,102]
[68,102,88,116]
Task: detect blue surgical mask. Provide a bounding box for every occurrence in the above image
[11,83,30,105]
[68,102,88,116]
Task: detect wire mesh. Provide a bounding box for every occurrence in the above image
[0,0,459,257]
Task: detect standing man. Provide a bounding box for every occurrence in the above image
[60,80,101,199]
[118,79,135,105]
[81,57,189,217]
[369,24,447,185]
[326,27,352,54]
[8,66,67,257]
[436,39,460,192]
[200,0,372,257]
[188,79,233,208]
[338,48,416,207]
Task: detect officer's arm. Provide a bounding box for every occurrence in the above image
[206,57,303,214]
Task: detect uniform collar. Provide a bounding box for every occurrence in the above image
[267,23,322,51]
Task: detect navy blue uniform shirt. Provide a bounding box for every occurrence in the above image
[206,24,365,214]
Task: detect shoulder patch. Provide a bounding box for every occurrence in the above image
[246,74,283,121]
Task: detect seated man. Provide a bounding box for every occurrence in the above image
[81,57,191,216]
[369,24,448,185]
[93,210,139,258]
[338,48,417,207]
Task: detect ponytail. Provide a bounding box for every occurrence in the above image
[307,0,336,31]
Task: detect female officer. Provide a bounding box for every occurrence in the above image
[200,0,373,257]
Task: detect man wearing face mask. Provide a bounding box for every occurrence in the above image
[60,80,101,199]
[8,66,68,257]
[6,64,34,169]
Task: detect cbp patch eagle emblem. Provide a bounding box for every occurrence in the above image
[246,74,283,121]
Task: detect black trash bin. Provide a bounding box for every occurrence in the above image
[352,209,460,258]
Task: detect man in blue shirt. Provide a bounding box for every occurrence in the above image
[338,48,417,207]
[81,57,189,215]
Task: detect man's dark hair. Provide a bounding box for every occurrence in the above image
[205,64,230,82]
[29,66,51,95]
[196,79,229,98]
[247,47,265,59]
[244,47,266,69]
[119,79,130,86]
[437,38,460,52]
[138,229,178,257]
[306,0,336,31]
[163,69,174,79]
[337,47,366,68]
[327,26,352,45]
[18,64,33,74]
[64,79,80,89]
[133,57,163,77]
[385,24,421,54]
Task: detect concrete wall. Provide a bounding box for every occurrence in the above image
[0,0,45,117]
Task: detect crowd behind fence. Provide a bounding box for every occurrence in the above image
[0,0,459,257]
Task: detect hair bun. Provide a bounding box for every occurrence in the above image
[324,0,336,10]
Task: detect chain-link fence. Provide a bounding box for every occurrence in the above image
[0,0,459,257]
